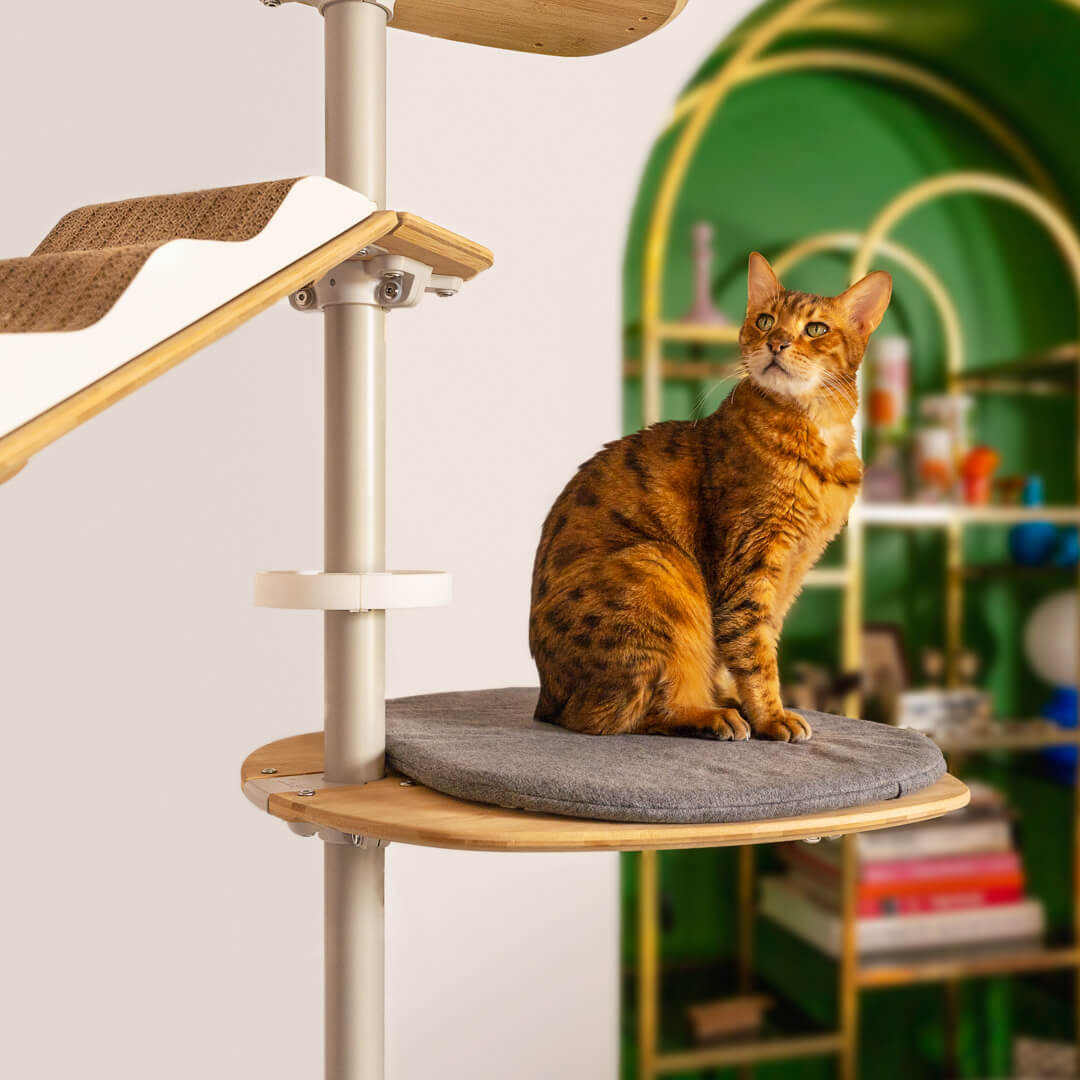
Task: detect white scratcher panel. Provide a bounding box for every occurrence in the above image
[255,570,452,611]
[0,180,491,481]
[0,178,377,441]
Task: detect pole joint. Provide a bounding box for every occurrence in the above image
[261,0,397,19]
[290,254,463,312]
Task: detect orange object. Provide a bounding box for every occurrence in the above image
[961,445,1000,505]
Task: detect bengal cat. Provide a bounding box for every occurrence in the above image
[529,253,891,742]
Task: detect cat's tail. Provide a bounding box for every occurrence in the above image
[533,683,564,724]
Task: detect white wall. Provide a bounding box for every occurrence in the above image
[0,2,753,1076]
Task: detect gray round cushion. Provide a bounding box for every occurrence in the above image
[385,687,945,825]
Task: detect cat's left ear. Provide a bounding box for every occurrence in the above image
[747,252,782,310]
[837,271,892,336]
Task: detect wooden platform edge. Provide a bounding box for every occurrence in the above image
[382,213,493,280]
[0,209,492,482]
[241,732,970,854]
[389,0,689,58]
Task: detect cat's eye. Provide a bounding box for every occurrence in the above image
[755,313,774,331]
[806,321,829,338]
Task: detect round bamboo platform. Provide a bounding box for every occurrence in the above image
[242,732,970,853]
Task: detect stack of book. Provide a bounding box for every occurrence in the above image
[760,783,1045,959]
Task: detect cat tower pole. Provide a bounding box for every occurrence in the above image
[314,2,390,1077]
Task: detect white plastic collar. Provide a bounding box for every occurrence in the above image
[263,0,397,18]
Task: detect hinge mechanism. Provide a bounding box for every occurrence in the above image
[244,772,388,848]
[289,253,462,312]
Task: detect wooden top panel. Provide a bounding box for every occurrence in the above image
[387,0,688,57]
[242,732,969,853]
[379,213,492,280]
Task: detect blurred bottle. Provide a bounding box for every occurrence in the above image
[868,336,910,439]
[1009,475,1058,565]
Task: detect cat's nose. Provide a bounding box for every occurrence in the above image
[770,339,791,353]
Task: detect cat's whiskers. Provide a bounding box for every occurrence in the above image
[690,370,744,423]
[817,370,858,412]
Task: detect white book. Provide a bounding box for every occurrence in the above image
[854,818,1013,861]
[759,876,1044,957]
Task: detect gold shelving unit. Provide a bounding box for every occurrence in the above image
[626,1,1080,1072]
[631,175,1080,1080]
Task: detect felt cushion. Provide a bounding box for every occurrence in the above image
[385,687,946,825]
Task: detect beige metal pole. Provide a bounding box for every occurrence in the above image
[322,4,389,1079]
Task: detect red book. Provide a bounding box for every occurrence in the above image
[861,851,1020,886]
[857,885,1024,917]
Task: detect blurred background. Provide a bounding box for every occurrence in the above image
[3,1,1079,1079]
[621,1,1080,1078]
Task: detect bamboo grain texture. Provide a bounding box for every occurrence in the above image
[242,732,969,853]
[386,0,688,57]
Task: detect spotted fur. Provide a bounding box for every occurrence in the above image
[529,253,891,742]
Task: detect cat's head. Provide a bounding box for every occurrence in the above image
[738,252,891,412]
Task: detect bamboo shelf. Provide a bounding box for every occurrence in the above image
[320,0,688,57]
[242,733,968,853]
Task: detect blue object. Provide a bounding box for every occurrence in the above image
[1055,526,1079,568]
[1041,686,1077,784]
[1009,475,1058,566]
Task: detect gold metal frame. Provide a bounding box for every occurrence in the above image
[641,24,1058,427]
[632,9,1080,1073]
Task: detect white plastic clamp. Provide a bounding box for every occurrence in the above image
[290,254,463,312]
[263,0,397,19]
[255,570,451,612]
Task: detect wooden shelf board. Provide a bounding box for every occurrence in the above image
[857,945,1080,988]
[858,503,1080,527]
[933,724,1080,753]
[656,321,741,345]
[386,0,688,57]
[654,1031,844,1073]
[242,733,968,853]
[803,567,851,588]
[376,212,492,280]
[955,343,1078,394]
[623,360,741,382]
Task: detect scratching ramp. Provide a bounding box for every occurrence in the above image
[384,688,947,824]
[2,179,304,334]
[0,176,492,479]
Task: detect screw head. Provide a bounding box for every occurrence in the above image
[296,789,317,797]
[261,767,278,775]
[377,278,403,304]
[290,286,316,311]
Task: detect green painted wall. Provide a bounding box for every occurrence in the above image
[620,2,1080,1076]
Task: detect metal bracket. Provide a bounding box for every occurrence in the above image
[261,0,397,20]
[289,254,463,313]
[243,771,341,812]
[244,772,388,848]
[288,822,388,848]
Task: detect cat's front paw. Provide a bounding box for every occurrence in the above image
[752,710,812,743]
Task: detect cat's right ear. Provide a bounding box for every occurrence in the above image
[747,252,782,310]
